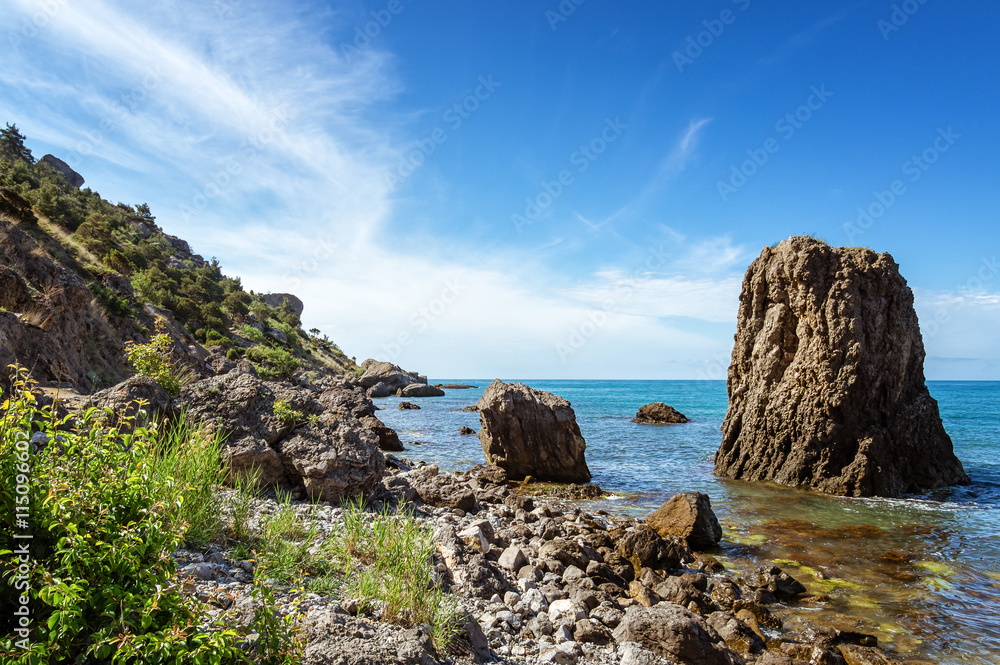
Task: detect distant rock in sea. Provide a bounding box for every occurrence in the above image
[632,402,689,425]
[714,236,970,497]
[476,379,591,483]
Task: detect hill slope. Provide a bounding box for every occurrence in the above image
[0,123,358,392]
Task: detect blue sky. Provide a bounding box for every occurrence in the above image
[2,0,998,379]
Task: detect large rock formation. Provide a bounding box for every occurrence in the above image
[476,379,591,483]
[715,236,970,497]
[357,359,433,398]
[39,154,84,188]
[262,292,304,318]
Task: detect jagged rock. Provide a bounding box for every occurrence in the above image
[715,236,970,497]
[367,381,392,398]
[358,359,426,391]
[838,644,904,665]
[405,465,477,512]
[277,421,385,501]
[80,375,173,430]
[397,383,445,398]
[460,426,476,435]
[476,379,591,483]
[398,401,420,410]
[755,566,806,601]
[459,405,479,412]
[39,154,84,188]
[359,414,403,452]
[646,492,722,550]
[262,292,304,318]
[0,265,30,311]
[706,612,765,655]
[632,402,689,425]
[177,372,384,499]
[612,523,691,572]
[612,604,743,665]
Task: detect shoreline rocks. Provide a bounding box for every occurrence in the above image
[477,379,591,483]
[632,402,689,425]
[715,236,970,497]
[645,493,722,551]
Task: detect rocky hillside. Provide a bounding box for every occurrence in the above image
[0,123,358,393]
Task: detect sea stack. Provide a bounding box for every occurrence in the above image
[477,379,591,483]
[714,236,969,497]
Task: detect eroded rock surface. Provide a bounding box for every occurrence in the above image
[646,493,722,550]
[632,402,689,425]
[715,236,969,497]
[477,379,591,483]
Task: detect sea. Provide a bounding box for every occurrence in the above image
[375,380,1000,665]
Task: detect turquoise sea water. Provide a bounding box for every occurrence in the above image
[376,380,1000,664]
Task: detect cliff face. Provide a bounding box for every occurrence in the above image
[714,236,969,497]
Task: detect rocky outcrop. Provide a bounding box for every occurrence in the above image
[80,375,173,430]
[632,402,689,425]
[0,265,30,310]
[176,369,385,500]
[715,236,970,497]
[477,379,591,483]
[646,493,722,550]
[39,154,84,188]
[398,384,445,398]
[262,292,304,318]
[358,359,427,392]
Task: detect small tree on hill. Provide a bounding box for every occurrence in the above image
[0,123,34,164]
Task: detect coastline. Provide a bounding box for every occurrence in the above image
[375,379,1000,665]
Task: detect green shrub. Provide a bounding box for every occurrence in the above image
[241,324,266,344]
[125,326,180,396]
[0,368,250,663]
[272,399,302,426]
[246,346,299,380]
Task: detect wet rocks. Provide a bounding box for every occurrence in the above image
[715,236,970,498]
[398,402,421,410]
[645,492,722,550]
[755,566,807,602]
[460,426,476,435]
[632,402,689,425]
[477,379,591,483]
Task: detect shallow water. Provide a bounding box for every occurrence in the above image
[376,380,1000,664]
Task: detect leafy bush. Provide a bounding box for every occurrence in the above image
[272,399,302,426]
[125,326,180,396]
[0,368,248,662]
[246,346,299,380]
[241,324,266,344]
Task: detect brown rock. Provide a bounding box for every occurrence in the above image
[646,492,722,550]
[715,236,970,497]
[476,379,591,482]
[632,402,689,424]
[459,426,476,435]
[839,644,904,665]
[398,401,421,410]
[612,523,691,572]
[359,414,403,451]
[612,604,743,665]
[80,375,173,430]
[398,383,445,397]
[0,265,30,311]
[358,359,426,391]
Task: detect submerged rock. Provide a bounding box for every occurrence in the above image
[632,402,689,425]
[715,236,970,497]
[477,379,591,483]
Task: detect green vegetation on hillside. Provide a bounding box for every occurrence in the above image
[0,123,358,382]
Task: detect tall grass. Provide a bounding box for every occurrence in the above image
[148,415,228,549]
